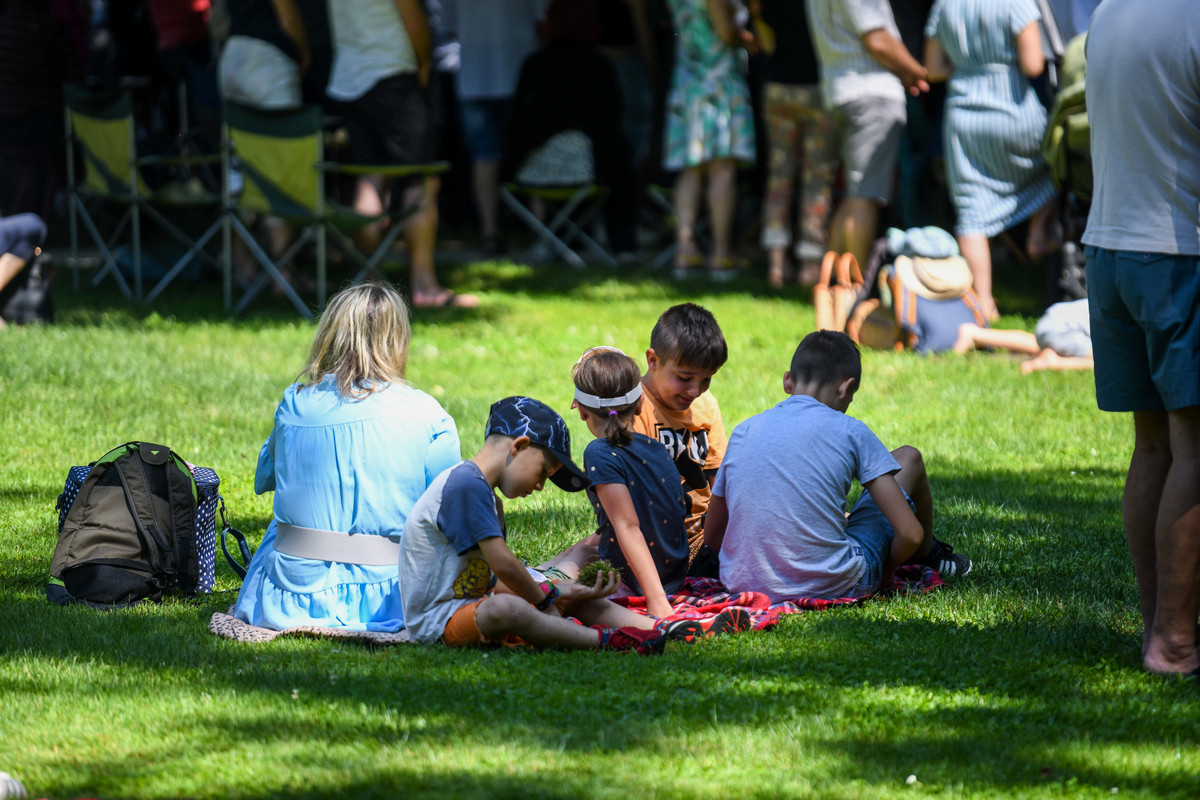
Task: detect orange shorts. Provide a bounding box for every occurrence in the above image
[440,597,528,649]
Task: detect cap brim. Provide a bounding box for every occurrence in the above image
[546,449,589,492]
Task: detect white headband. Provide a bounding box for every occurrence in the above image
[574,382,642,410]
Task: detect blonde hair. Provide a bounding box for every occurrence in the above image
[299,282,411,398]
[572,347,642,446]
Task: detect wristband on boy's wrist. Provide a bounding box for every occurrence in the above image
[534,580,560,611]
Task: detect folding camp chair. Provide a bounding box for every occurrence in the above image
[499,131,615,269]
[221,102,448,319]
[64,84,223,301]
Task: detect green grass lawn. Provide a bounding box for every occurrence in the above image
[1,259,1196,800]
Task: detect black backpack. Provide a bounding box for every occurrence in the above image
[49,442,249,608]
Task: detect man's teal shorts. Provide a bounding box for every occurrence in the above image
[1086,246,1200,412]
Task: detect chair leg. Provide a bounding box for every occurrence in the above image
[144,216,223,303]
[500,186,585,268]
[227,214,313,319]
[81,207,134,299]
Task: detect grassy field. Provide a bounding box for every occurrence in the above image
[1,258,1196,800]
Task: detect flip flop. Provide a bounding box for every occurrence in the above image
[411,289,480,309]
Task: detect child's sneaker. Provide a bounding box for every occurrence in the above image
[659,608,752,643]
[593,625,666,655]
[923,539,972,578]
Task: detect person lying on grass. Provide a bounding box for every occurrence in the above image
[704,330,972,602]
[953,298,1094,375]
[399,395,716,654]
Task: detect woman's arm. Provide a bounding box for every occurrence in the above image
[923,37,954,83]
[270,0,310,73]
[594,483,675,618]
[1015,20,1045,78]
[394,0,433,86]
[707,0,751,50]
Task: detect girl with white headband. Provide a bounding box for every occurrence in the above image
[571,346,689,619]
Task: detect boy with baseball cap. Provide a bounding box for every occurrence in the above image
[399,396,669,654]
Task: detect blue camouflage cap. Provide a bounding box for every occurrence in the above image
[485,396,589,492]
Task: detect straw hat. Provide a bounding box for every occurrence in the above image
[893,255,974,301]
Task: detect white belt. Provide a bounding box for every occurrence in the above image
[274,522,400,566]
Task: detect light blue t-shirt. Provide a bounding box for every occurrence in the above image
[714,394,900,600]
[234,376,460,632]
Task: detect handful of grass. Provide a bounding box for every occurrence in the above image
[576,559,620,586]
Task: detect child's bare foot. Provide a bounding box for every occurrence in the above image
[1020,348,1062,374]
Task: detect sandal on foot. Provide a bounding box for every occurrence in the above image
[412,288,480,309]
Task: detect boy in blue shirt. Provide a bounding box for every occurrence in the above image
[400,396,670,654]
[704,331,970,601]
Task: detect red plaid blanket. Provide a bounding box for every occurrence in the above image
[614,566,943,631]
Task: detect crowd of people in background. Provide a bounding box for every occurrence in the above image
[0,0,1104,313]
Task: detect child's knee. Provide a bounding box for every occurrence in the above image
[893,445,926,478]
[475,594,532,637]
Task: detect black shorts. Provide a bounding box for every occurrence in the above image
[345,73,432,165]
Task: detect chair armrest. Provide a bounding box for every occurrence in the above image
[136,153,224,167]
[316,161,450,178]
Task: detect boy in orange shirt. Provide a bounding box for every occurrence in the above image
[632,303,729,576]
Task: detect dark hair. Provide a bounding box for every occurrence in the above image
[649,303,728,372]
[789,330,862,388]
[573,349,642,446]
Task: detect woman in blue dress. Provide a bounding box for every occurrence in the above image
[924,0,1058,320]
[234,282,461,631]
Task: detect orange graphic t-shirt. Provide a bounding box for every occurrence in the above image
[632,390,727,559]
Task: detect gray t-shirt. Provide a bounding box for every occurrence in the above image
[806,0,905,108]
[713,395,900,600]
[400,461,503,644]
[1081,0,1200,256]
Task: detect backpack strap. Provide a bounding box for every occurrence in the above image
[218,497,252,580]
[962,288,988,327]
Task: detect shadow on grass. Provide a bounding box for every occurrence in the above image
[9,596,1198,799]
[46,254,813,331]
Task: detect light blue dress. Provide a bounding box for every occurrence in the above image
[234,375,461,631]
[925,0,1056,237]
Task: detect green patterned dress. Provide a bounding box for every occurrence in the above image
[663,0,756,170]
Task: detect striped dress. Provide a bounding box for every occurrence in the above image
[925,0,1056,237]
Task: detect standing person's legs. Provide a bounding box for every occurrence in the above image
[1089,246,1200,675]
[795,96,838,285]
[705,158,737,270]
[957,232,998,320]
[828,97,904,271]
[673,164,705,270]
[1144,406,1200,675]
[760,83,800,287]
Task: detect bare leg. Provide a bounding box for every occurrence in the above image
[1143,406,1200,675]
[958,232,998,320]
[353,175,386,256]
[1025,197,1060,259]
[472,158,502,244]
[535,535,600,580]
[829,197,878,276]
[474,594,602,649]
[1020,349,1095,374]
[953,322,1041,355]
[673,165,704,269]
[891,445,933,559]
[1124,410,1172,657]
[706,158,737,265]
[0,253,26,294]
[767,247,789,288]
[0,253,26,329]
[568,596,657,630]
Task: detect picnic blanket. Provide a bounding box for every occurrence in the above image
[209,608,414,645]
[209,567,942,643]
[615,566,943,632]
